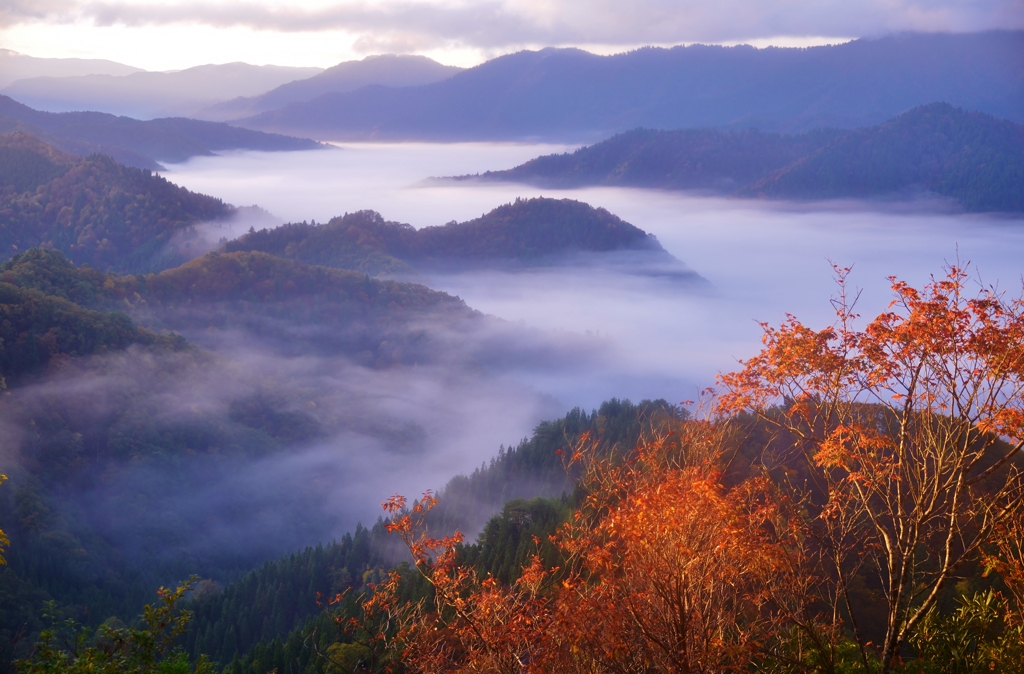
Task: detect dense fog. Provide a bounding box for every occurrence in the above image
[165,144,1024,406]
[24,140,1005,566]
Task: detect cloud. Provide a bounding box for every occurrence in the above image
[3,0,1022,49]
[0,0,77,27]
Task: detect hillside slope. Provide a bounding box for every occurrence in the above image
[0,246,489,668]
[746,104,1024,211]
[0,133,233,271]
[478,104,1024,212]
[237,32,1024,141]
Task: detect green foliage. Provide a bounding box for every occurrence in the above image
[0,280,150,381]
[901,590,1024,674]
[197,399,675,669]
[183,529,390,666]
[136,250,465,312]
[223,216,412,277]
[431,398,682,534]
[458,497,569,585]
[0,137,71,194]
[225,197,667,275]
[1,247,472,372]
[0,133,233,272]
[16,579,216,674]
[0,248,134,311]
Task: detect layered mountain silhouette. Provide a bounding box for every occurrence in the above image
[470,104,1024,212]
[0,48,142,88]
[3,63,324,119]
[197,55,462,122]
[0,95,322,169]
[235,32,1024,141]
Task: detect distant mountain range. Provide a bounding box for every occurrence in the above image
[3,63,324,120]
[0,48,142,88]
[0,95,322,169]
[0,132,233,271]
[235,32,1024,142]
[196,55,462,122]
[224,197,698,279]
[468,104,1024,212]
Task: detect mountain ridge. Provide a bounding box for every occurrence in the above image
[0,49,143,88]
[469,104,1024,212]
[0,95,324,170]
[3,63,324,120]
[235,32,1024,141]
[197,54,462,122]
[223,197,698,279]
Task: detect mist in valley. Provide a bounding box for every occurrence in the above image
[165,145,1024,406]
[9,141,1018,584]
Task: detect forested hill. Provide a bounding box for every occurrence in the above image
[0,280,172,385]
[744,104,1024,211]
[181,398,675,670]
[1,246,476,366]
[480,127,837,191]
[0,133,233,272]
[476,104,1024,212]
[0,94,322,170]
[225,197,687,275]
[0,247,484,669]
[236,32,1023,140]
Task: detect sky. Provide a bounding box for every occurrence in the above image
[1,0,1022,71]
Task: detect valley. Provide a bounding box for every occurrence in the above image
[0,25,1022,674]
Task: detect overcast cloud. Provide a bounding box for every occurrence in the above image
[3,0,1022,54]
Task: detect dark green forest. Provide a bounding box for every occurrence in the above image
[479,103,1024,212]
[224,197,675,275]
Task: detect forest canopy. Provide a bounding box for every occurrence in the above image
[0,133,233,273]
[225,197,682,276]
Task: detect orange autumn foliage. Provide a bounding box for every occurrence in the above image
[718,264,1024,673]
[379,415,815,673]
[366,264,1024,673]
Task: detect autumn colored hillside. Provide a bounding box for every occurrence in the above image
[0,133,233,272]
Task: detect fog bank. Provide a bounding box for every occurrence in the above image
[165,145,1024,410]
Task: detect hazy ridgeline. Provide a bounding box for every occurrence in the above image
[472,103,1024,213]
[237,32,1024,141]
[0,95,323,170]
